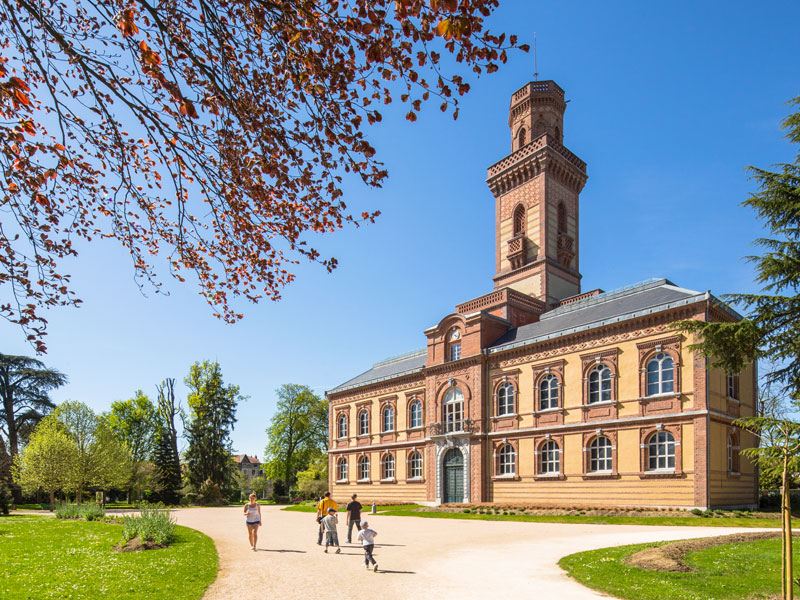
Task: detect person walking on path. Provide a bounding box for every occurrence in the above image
[316,491,338,545]
[243,493,262,551]
[345,494,362,544]
[322,508,341,554]
[357,520,379,572]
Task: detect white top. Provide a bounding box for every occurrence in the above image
[322,513,338,532]
[245,502,260,523]
[357,528,377,546]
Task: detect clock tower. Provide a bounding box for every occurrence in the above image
[486,80,588,306]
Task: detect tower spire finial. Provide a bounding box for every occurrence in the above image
[533,32,538,81]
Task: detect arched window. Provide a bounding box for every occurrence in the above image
[408,451,423,479]
[381,405,394,432]
[448,328,462,362]
[539,375,559,410]
[337,414,348,439]
[513,204,526,236]
[498,444,516,475]
[336,457,348,481]
[727,433,740,473]
[443,387,464,433]
[589,436,613,472]
[358,409,369,436]
[646,353,674,396]
[727,373,740,400]
[555,126,561,143]
[381,454,395,480]
[533,119,546,137]
[647,431,675,471]
[357,456,370,481]
[557,202,567,234]
[518,127,527,148]
[588,365,612,404]
[497,382,515,416]
[540,441,560,474]
[409,399,423,429]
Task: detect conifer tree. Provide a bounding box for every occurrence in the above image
[152,378,182,504]
[184,362,243,495]
[677,95,800,600]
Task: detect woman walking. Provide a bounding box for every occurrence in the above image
[244,493,262,551]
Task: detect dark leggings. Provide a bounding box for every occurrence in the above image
[363,543,376,566]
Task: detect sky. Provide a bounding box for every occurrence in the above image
[2,0,799,457]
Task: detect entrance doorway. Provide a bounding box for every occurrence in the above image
[443,448,464,504]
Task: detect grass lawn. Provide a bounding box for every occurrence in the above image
[377,508,787,528]
[559,537,797,600]
[0,515,217,600]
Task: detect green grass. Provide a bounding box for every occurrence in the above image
[378,508,787,528]
[559,537,797,600]
[0,515,217,599]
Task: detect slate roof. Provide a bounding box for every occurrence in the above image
[326,278,736,396]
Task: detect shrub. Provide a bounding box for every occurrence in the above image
[122,503,176,546]
[0,481,11,515]
[297,478,327,500]
[54,503,105,521]
[198,480,225,506]
[181,492,199,505]
[690,508,704,516]
[462,508,471,513]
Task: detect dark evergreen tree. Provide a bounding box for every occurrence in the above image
[677,94,800,600]
[153,378,182,504]
[0,354,66,500]
[183,361,242,494]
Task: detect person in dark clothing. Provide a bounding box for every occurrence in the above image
[345,493,363,544]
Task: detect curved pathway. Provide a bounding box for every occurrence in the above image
[174,506,766,600]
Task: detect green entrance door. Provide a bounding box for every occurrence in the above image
[443,448,464,504]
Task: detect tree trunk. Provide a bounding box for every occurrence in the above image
[49,489,54,512]
[783,450,793,600]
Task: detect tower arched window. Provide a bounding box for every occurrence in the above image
[647,431,675,471]
[337,414,348,439]
[646,353,675,396]
[381,405,394,432]
[539,375,559,410]
[358,409,369,436]
[588,365,612,404]
[497,382,515,416]
[443,387,464,433]
[513,204,526,236]
[498,444,516,475]
[518,127,527,148]
[408,399,423,429]
[557,202,567,234]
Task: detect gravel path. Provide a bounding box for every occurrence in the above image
[173,506,767,600]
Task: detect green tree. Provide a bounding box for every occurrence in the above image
[263,384,327,493]
[55,401,130,502]
[184,362,243,492]
[0,354,66,499]
[250,476,271,499]
[676,95,800,600]
[296,451,329,500]
[104,391,157,501]
[12,415,77,509]
[152,379,182,504]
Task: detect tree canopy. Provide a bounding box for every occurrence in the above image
[0,0,525,351]
[263,383,327,492]
[184,360,243,491]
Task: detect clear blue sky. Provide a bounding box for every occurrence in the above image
[2,0,799,456]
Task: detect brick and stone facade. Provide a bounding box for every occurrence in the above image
[325,80,758,509]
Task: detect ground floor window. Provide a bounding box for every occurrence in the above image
[498,444,516,475]
[358,456,370,481]
[589,436,613,472]
[408,451,423,479]
[540,441,560,474]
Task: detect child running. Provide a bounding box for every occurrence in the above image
[357,520,379,572]
[322,507,341,554]
[243,493,262,551]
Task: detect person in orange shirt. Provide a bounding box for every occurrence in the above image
[316,491,338,545]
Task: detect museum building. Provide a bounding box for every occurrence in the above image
[325,80,757,509]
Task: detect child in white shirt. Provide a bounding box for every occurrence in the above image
[357,520,378,571]
[322,508,341,554]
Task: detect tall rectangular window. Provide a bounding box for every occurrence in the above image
[449,342,461,362]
